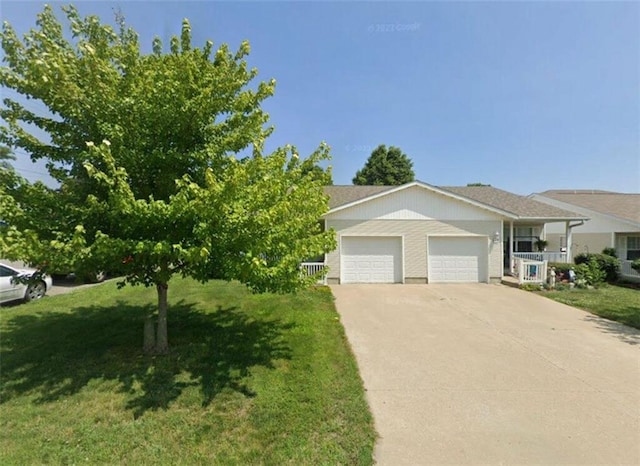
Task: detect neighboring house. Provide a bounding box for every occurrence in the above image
[320,181,585,284]
[531,190,640,279]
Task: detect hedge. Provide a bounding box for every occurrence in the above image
[574,253,620,282]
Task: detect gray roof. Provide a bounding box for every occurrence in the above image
[324,183,585,220]
[536,190,640,225]
[441,186,585,219]
[324,185,393,209]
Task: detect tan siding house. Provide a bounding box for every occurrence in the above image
[531,190,640,280]
[322,182,585,285]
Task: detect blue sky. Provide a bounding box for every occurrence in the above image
[2,1,638,194]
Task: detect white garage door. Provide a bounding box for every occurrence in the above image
[428,236,488,283]
[341,237,402,284]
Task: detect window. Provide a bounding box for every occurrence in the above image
[516,241,533,252]
[514,227,538,252]
[627,236,640,260]
[515,227,534,237]
[0,266,17,277]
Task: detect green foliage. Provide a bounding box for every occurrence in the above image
[301,159,333,185]
[602,247,617,258]
[548,262,573,276]
[573,258,606,287]
[0,5,336,352]
[534,239,548,252]
[80,141,336,294]
[0,145,14,169]
[632,259,640,273]
[352,144,415,185]
[520,283,542,291]
[575,253,620,282]
[1,4,274,201]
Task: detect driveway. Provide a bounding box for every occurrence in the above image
[48,277,109,297]
[331,284,640,465]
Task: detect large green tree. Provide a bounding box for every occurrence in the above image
[352,144,415,185]
[0,5,335,354]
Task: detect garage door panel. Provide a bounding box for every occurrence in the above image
[428,237,487,283]
[342,237,402,284]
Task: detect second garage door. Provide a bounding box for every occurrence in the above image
[428,236,488,283]
[341,236,403,284]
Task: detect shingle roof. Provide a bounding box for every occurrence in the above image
[324,185,393,209]
[441,186,584,219]
[536,190,640,225]
[324,183,585,220]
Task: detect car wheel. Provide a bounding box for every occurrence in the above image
[24,281,46,302]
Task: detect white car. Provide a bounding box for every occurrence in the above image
[0,262,53,304]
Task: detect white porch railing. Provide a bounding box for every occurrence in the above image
[514,257,548,285]
[513,252,567,263]
[620,260,640,280]
[300,262,327,285]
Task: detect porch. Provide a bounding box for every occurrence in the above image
[512,251,567,263]
[503,221,576,276]
[300,262,327,285]
[621,260,640,281]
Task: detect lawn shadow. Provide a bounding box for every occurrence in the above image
[0,300,292,417]
[583,313,640,346]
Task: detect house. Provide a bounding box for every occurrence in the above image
[531,190,640,279]
[320,181,586,284]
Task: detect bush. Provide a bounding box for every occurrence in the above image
[602,247,617,258]
[520,283,542,291]
[548,262,573,281]
[574,253,620,282]
[574,258,606,286]
[632,259,640,273]
[535,239,548,252]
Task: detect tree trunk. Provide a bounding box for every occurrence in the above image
[143,315,156,355]
[155,282,169,354]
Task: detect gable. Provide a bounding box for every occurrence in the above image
[535,191,640,225]
[325,185,502,221]
[532,194,640,234]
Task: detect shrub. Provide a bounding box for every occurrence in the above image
[574,258,606,286]
[632,259,640,273]
[535,239,548,252]
[549,262,573,281]
[602,247,617,258]
[574,253,620,282]
[520,283,542,291]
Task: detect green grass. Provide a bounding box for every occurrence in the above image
[0,278,375,464]
[543,284,640,329]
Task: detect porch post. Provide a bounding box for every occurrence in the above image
[509,221,514,274]
[566,221,572,263]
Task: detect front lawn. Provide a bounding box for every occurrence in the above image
[0,278,375,464]
[543,284,640,329]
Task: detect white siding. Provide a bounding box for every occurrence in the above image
[329,185,503,221]
[326,219,502,282]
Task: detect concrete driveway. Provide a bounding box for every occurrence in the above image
[331,284,640,465]
[48,277,104,297]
